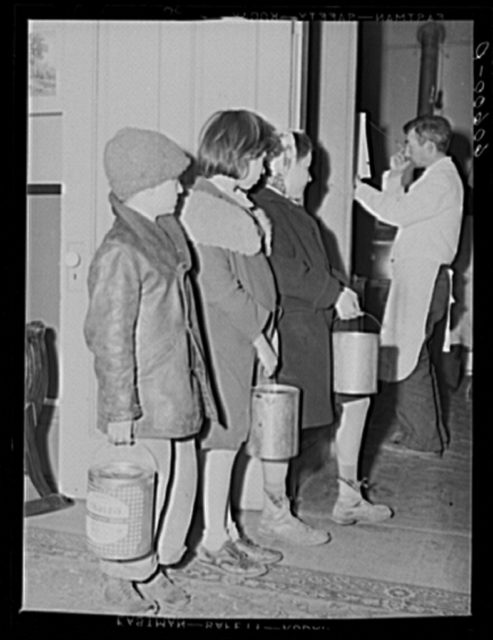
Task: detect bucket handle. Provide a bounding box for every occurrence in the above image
[333,311,382,331]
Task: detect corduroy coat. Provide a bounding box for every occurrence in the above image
[181,178,277,450]
[84,193,217,439]
[251,186,344,429]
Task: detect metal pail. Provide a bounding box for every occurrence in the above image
[247,383,300,460]
[86,455,156,561]
[332,313,380,395]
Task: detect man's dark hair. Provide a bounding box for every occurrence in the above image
[403,115,452,153]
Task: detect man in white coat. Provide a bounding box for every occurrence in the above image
[354,115,463,455]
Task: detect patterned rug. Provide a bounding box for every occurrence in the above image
[23,526,470,619]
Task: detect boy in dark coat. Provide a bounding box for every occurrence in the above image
[84,127,216,613]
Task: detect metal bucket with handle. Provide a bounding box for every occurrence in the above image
[332,312,381,395]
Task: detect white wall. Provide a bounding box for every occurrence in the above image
[28,115,62,183]
[94,20,303,244]
[378,21,473,169]
[312,22,358,275]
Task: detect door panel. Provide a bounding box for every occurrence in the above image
[26,194,61,334]
[58,22,103,495]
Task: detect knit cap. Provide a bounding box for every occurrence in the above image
[103,127,190,201]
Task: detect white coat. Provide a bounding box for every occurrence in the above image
[355,156,463,381]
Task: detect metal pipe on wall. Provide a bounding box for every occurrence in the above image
[416,21,446,116]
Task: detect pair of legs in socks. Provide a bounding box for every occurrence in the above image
[266,397,392,529]
[199,444,335,576]
[199,401,392,570]
[101,437,197,614]
[197,448,285,577]
[329,397,393,524]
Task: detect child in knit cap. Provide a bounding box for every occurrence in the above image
[84,127,217,614]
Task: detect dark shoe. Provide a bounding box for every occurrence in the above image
[139,568,190,608]
[103,577,157,614]
[381,441,442,458]
[196,539,268,577]
[233,535,283,564]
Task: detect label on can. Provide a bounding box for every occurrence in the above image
[86,515,128,544]
[86,491,130,519]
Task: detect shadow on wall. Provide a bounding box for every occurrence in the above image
[176,154,200,269]
[179,153,199,193]
[356,21,388,179]
[302,22,348,282]
[449,130,473,187]
[449,131,473,338]
[306,142,348,281]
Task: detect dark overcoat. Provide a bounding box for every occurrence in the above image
[251,186,344,428]
[84,193,217,439]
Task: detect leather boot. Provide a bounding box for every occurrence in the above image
[331,478,393,525]
[257,490,330,546]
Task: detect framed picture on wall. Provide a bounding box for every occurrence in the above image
[28,23,62,114]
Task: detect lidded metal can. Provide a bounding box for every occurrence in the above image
[86,443,157,561]
[247,383,300,460]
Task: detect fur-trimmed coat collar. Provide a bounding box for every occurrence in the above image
[181,177,272,256]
